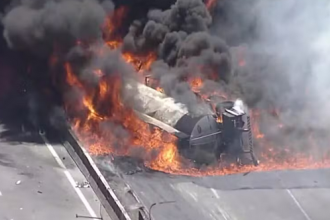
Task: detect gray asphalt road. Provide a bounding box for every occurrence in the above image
[97,155,330,220]
[0,124,110,220]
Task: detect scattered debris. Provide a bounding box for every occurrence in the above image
[16,180,21,185]
[75,181,90,188]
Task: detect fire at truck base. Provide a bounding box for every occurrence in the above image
[122,79,260,167]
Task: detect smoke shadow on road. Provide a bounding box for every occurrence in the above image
[0,9,64,145]
[0,48,62,145]
[0,91,62,145]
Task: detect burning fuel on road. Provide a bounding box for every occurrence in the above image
[2,0,330,176]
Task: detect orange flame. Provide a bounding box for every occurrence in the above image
[64,63,184,172]
[60,5,330,177]
[101,6,156,73]
[103,6,128,43]
[251,110,265,139]
[122,51,156,72]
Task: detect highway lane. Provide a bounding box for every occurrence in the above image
[0,124,110,220]
[97,155,330,220]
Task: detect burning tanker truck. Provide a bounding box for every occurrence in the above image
[122,77,260,167]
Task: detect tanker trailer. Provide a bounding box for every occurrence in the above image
[122,78,259,166]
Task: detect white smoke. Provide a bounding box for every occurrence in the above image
[220,0,330,130]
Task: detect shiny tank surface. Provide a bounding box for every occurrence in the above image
[122,79,189,127]
[189,115,220,147]
[188,115,222,164]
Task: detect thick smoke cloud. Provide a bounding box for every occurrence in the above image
[3,0,327,125]
[122,0,231,78]
[2,0,112,55]
[123,0,211,52]
[0,0,118,132]
[216,0,330,128]
[2,0,231,88]
[121,0,232,115]
[147,31,232,116]
[209,0,330,157]
[2,0,330,161]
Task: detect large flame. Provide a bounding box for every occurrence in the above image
[65,60,184,172]
[61,3,330,177]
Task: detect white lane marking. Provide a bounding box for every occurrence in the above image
[211,188,220,199]
[40,134,98,219]
[286,189,312,220]
[189,192,198,202]
[211,188,231,220]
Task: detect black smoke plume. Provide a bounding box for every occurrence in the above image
[2,0,330,164]
[1,0,232,121]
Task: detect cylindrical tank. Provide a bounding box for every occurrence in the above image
[176,114,222,164]
[122,78,189,128]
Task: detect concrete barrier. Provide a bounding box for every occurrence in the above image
[62,128,148,220]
